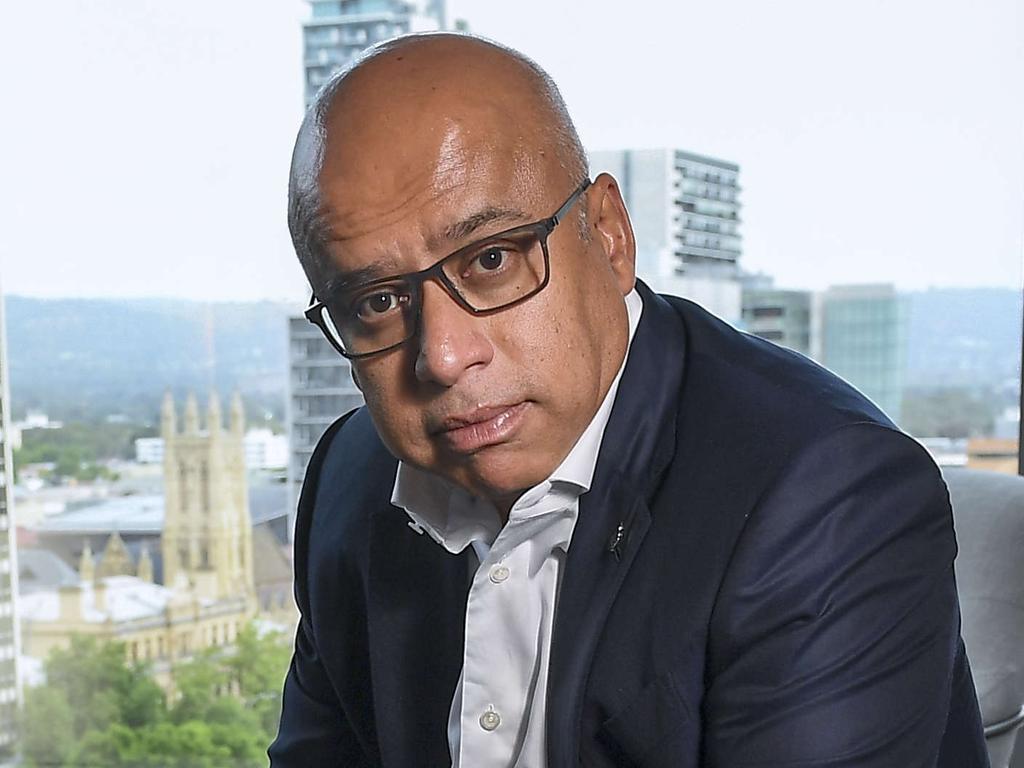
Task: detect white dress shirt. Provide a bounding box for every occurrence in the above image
[391,289,643,768]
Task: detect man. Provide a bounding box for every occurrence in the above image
[270,33,988,767]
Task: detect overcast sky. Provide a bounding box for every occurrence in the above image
[1,0,1021,302]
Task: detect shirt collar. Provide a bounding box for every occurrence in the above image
[392,288,644,554]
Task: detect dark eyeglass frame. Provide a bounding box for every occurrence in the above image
[305,178,592,359]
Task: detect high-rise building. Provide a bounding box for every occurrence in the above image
[0,293,18,756]
[589,148,743,324]
[288,0,455,540]
[303,0,448,107]
[741,288,813,356]
[820,284,908,424]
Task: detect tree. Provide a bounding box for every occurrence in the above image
[169,625,291,764]
[226,623,292,735]
[19,626,292,767]
[69,723,139,767]
[43,635,165,736]
[20,687,75,767]
[901,387,997,438]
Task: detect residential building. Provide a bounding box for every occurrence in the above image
[135,428,288,470]
[966,438,1018,475]
[0,293,18,756]
[242,429,289,470]
[589,148,743,324]
[135,436,164,464]
[741,288,813,356]
[303,0,448,107]
[819,284,908,424]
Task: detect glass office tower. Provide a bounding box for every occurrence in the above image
[820,284,908,424]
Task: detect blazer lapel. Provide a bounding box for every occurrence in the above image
[367,505,470,767]
[547,283,688,766]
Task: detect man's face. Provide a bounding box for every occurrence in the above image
[313,85,634,508]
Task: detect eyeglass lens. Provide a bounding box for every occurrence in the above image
[318,224,548,356]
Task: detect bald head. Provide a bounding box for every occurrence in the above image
[289,33,589,295]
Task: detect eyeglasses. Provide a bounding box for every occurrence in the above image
[305,179,591,359]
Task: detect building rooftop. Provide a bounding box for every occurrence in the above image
[17,549,81,594]
[18,575,178,624]
[31,495,164,535]
[29,484,288,535]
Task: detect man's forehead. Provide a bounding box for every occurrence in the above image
[319,94,527,173]
[313,41,553,186]
[314,114,548,245]
[317,169,533,254]
[296,35,569,239]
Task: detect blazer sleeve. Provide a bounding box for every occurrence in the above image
[269,615,371,767]
[268,411,373,768]
[703,422,971,767]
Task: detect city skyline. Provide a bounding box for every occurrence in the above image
[1,0,1021,302]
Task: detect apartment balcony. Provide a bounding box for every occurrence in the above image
[673,245,741,262]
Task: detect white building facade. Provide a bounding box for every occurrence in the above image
[136,429,288,471]
[589,148,743,325]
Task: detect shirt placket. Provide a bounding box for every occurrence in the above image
[455,508,567,766]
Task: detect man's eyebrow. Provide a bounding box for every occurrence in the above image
[317,206,531,299]
[321,264,398,300]
[442,205,530,243]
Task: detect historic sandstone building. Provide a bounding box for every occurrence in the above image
[20,393,256,682]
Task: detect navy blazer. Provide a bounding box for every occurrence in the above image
[270,283,988,767]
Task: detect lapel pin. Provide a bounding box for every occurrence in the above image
[607,523,626,561]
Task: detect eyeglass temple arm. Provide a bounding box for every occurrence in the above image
[550,179,592,226]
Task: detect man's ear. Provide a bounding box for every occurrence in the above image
[588,172,636,295]
[350,364,363,392]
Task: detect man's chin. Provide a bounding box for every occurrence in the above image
[446,452,553,508]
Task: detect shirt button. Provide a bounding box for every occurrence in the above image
[479,708,501,731]
[489,565,510,584]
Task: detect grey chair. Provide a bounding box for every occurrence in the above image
[945,467,1024,767]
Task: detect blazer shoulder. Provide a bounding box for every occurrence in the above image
[663,294,896,446]
[292,408,397,586]
[307,407,395,525]
[647,294,913,542]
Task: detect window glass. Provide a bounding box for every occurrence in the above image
[1,1,1021,765]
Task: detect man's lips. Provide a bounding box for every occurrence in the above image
[434,402,530,453]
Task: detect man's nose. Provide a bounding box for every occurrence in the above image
[413,280,494,386]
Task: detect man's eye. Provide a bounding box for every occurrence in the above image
[356,291,402,318]
[475,247,507,271]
